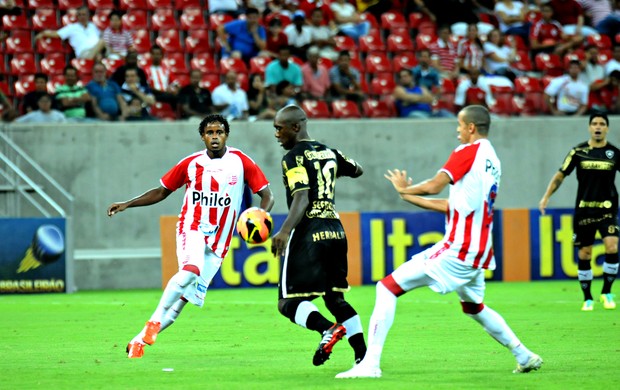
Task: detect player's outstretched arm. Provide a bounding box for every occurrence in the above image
[385,169,450,196]
[400,195,448,214]
[256,186,275,212]
[270,190,309,258]
[539,171,565,215]
[107,186,173,217]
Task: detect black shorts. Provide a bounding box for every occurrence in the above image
[278,218,350,299]
[573,212,619,248]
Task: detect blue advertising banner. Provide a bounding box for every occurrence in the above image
[0,218,66,293]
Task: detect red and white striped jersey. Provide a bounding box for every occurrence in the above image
[160,146,269,258]
[145,64,170,91]
[436,139,501,270]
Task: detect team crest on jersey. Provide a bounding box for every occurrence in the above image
[606,150,614,159]
[228,175,238,185]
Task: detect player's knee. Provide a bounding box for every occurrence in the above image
[278,298,302,321]
[461,301,485,315]
[379,275,405,297]
[170,269,197,289]
[578,259,592,270]
[182,264,201,276]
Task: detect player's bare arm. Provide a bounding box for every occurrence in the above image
[385,169,450,196]
[400,195,449,214]
[256,186,275,212]
[539,171,566,215]
[107,186,172,217]
[270,189,309,258]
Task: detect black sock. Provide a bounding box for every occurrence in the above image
[578,260,593,301]
[602,253,619,294]
[348,333,367,363]
[306,311,333,334]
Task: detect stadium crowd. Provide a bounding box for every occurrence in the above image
[2,0,620,122]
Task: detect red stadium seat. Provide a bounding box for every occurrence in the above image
[505,34,528,51]
[185,29,211,54]
[61,9,78,26]
[489,85,516,116]
[36,37,67,54]
[47,74,65,94]
[511,51,534,72]
[349,55,365,73]
[598,50,612,65]
[92,8,112,31]
[137,52,152,68]
[249,56,272,76]
[10,54,37,75]
[525,10,542,24]
[365,52,392,74]
[0,56,5,75]
[190,52,218,74]
[393,52,418,72]
[359,33,386,53]
[333,35,357,52]
[180,8,208,31]
[151,8,178,31]
[170,72,190,88]
[478,12,499,28]
[32,9,60,31]
[380,11,407,31]
[219,58,248,74]
[369,73,396,95]
[563,50,585,68]
[150,102,177,120]
[132,29,152,53]
[535,53,563,76]
[102,57,125,76]
[58,0,84,11]
[360,12,379,30]
[514,76,542,94]
[302,100,331,118]
[435,78,456,113]
[0,80,11,96]
[465,87,487,105]
[14,76,37,98]
[163,53,189,74]
[317,57,333,70]
[415,33,437,50]
[331,100,361,119]
[236,72,249,91]
[119,0,148,10]
[155,29,183,53]
[40,54,67,75]
[587,34,612,50]
[362,99,393,118]
[122,9,148,31]
[200,73,221,92]
[6,30,34,54]
[71,58,95,76]
[175,0,201,9]
[387,32,415,53]
[87,0,114,9]
[27,0,55,8]
[146,0,172,9]
[409,12,436,35]
[2,13,29,30]
[209,13,234,31]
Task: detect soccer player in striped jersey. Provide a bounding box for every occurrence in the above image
[337,105,542,378]
[540,113,619,311]
[107,114,274,358]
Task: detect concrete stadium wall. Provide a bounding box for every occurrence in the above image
[4,116,615,290]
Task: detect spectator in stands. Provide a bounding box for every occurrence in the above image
[393,69,454,118]
[454,67,496,110]
[248,73,277,120]
[111,50,148,87]
[590,69,620,113]
[457,23,485,74]
[549,0,598,37]
[544,60,589,116]
[577,0,620,39]
[177,70,214,120]
[429,25,459,80]
[263,0,295,18]
[124,97,154,121]
[273,80,299,109]
[605,45,620,76]
[35,6,105,60]
[483,28,520,81]
[103,10,134,60]
[217,7,267,64]
[494,0,530,44]
[284,11,313,60]
[265,46,304,93]
[14,94,66,124]
[0,88,17,122]
[263,17,289,58]
[55,65,91,121]
[412,49,441,91]
[301,46,331,100]
[212,71,249,120]
[0,0,20,42]
[414,0,494,37]
[120,68,156,115]
[21,73,50,114]
[530,3,581,57]
[144,45,179,107]
[329,50,364,104]
[307,8,338,61]
[580,45,606,91]
[209,0,241,16]
[87,63,128,121]
[330,0,371,43]
[299,0,335,25]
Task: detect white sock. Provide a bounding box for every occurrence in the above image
[160,299,188,332]
[365,282,397,367]
[294,300,319,328]
[150,270,196,323]
[469,306,532,364]
[343,315,363,337]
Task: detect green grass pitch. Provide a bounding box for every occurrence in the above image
[1,280,618,389]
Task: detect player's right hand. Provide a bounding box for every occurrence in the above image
[538,198,548,215]
[107,203,127,217]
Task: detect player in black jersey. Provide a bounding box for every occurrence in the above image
[270,105,367,368]
[539,113,619,311]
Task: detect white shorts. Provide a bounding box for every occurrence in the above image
[391,247,486,304]
[176,231,223,307]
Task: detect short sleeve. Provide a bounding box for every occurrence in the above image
[160,157,193,191]
[57,24,73,41]
[559,148,578,176]
[440,143,480,184]
[333,149,358,178]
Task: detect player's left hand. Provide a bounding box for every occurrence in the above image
[270,230,290,258]
[384,169,412,193]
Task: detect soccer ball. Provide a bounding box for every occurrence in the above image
[236,207,273,244]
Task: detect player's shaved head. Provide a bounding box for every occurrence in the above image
[276,104,308,126]
[461,105,491,135]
